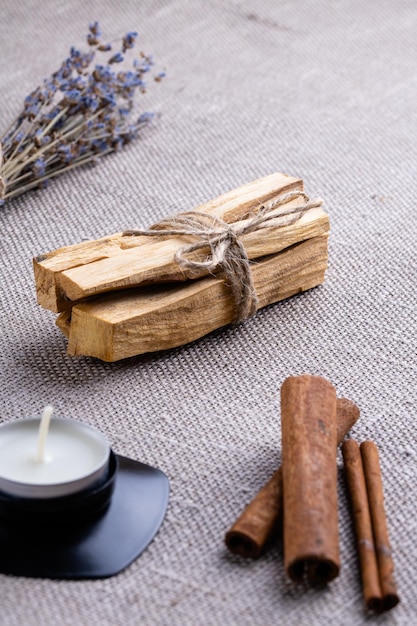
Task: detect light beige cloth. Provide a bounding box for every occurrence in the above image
[0,1,414,624]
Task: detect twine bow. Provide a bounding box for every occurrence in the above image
[123,190,323,323]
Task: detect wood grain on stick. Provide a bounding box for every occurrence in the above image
[34,172,303,312]
[58,202,327,309]
[57,234,328,361]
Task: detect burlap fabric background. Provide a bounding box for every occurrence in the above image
[0,1,415,624]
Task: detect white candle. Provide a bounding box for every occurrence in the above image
[0,411,110,499]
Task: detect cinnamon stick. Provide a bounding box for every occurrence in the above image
[225,398,359,558]
[335,398,361,444]
[342,439,383,612]
[361,441,400,611]
[225,467,283,559]
[281,374,339,585]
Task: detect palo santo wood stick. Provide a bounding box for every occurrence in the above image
[58,234,328,361]
[34,172,303,312]
[342,440,383,612]
[53,196,328,309]
[361,441,400,611]
[225,398,360,559]
[281,374,339,585]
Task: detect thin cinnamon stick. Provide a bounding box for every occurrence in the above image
[361,441,400,611]
[335,398,361,444]
[225,398,359,558]
[342,439,383,612]
[281,374,339,585]
[225,468,283,559]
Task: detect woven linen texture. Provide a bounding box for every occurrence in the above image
[0,1,415,624]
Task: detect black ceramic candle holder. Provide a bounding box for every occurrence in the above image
[0,451,169,579]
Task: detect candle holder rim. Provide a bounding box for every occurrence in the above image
[0,451,118,525]
[0,416,110,498]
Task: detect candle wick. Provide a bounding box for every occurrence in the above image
[37,405,54,463]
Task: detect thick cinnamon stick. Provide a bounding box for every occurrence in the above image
[361,441,399,611]
[281,374,339,585]
[342,440,383,612]
[225,398,359,558]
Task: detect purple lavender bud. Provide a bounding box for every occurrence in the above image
[109,52,124,64]
[137,112,154,124]
[89,21,101,36]
[26,104,40,120]
[14,131,25,143]
[33,158,46,177]
[118,107,130,118]
[81,95,99,112]
[122,31,138,52]
[57,144,73,163]
[112,136,124,150]
[65,89,82,104]
[45,105,62,122]
[92,138,109,153]
[87,33,99,46]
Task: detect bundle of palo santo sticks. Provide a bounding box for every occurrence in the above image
[33,172,330,361]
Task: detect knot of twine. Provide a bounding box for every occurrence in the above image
[123,190,323,323]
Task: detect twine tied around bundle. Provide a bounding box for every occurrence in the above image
[123,190,323,323]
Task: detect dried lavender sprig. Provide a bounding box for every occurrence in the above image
[0,22,164,205]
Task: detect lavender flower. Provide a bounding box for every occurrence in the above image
[109,52,124,64]
[0,23,164,205]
